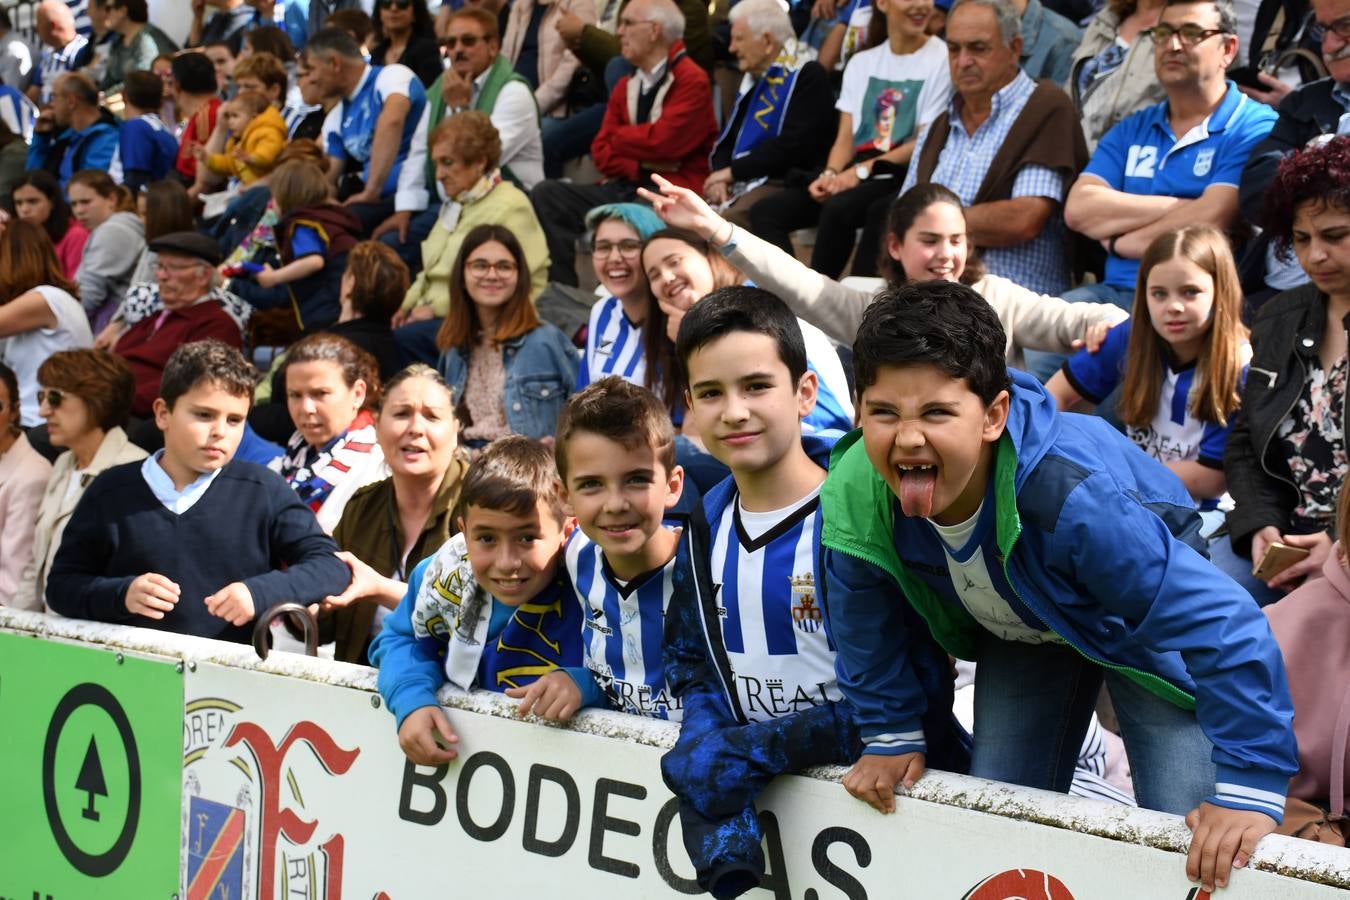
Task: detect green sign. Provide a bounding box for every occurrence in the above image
[0,632,181,899]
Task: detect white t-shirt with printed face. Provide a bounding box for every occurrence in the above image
[0,285,93,427]
[836,35,952,158]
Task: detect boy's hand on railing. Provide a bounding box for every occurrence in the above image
[1185,802,1275,893]
[842,751,925,814]
[125,572,180,620]
[205,582,256,626]
[399,706,459,766]
[506,670,582,722]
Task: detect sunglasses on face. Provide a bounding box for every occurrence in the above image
[441,33,482,49]
[37,388,66,409]
[379,0,413,8]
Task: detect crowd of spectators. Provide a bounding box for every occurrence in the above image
[1,0,1350,891]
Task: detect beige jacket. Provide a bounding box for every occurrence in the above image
[1070,7,1166,151]
[15,427,146,612]
[724,225,1128,370]
[500,0,597,118]
[1,433,54,609]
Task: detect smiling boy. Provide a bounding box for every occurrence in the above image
[510,376,693,721]
[371,436,583,767]
[47,341,350,642]
[659,287,965,898]
[821,281,1297,894]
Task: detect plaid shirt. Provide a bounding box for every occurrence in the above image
[901,70,1070,295]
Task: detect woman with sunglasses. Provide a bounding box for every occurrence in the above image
[373,0,444,88]
[14,350,146,612]
[436,224,577,452]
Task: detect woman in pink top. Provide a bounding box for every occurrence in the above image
[10,171,88,281]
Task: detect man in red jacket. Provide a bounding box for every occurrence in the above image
[114,232,243,419]
[529,0,716,285]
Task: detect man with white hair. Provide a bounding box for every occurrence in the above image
[706,0,834,231]
[530,0,717,285]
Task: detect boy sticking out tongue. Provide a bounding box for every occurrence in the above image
[820,280,1297,896]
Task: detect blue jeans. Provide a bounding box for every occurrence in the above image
[1061,281,1137,312]
[1207,532,1284,607]
[971,631,1215,816]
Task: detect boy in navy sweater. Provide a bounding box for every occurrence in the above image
[371,437,583,766]
[822,282,1296,894]
[47,340,350,643]
[660,287,963,898]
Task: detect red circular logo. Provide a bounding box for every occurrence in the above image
[963,869,1076,900]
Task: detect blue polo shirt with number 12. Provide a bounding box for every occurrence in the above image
[1084,81,1275,289]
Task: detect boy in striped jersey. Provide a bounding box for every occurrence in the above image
[660,287,961,898]
[510,376,695,722]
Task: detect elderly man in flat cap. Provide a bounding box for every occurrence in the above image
[114,232,243,419]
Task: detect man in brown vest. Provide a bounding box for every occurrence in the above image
[900,0,1086,300]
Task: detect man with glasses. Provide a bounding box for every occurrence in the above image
[376,5,543,271]
[1064,0,1276,308]
[530,0,717,285]
[113,233,242,419]
[1239,0,1350,299]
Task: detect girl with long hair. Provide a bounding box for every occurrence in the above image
[435,224,577,451]
[67,170,145,330]
[639,227,855,437]
[10,170,87,280]
[1047,226,1248,510]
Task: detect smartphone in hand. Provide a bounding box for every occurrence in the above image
[1251,541,1311,581]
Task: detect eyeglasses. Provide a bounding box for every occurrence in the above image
[1143,24,1228,47]
[155,259,206,274]
[591,239,643,257]
[441,33,482,49]
[1309,16,1350,42]
[37,388,66,409]
[467,259,518,276]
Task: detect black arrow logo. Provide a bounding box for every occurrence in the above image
[76,736,107,821]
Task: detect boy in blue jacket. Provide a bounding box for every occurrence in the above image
[662,287,964,898]
[823,281,1297,895]
[371,436,584,766]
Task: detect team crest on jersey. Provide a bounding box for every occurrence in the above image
[1193,148,1214,176]
[790,573,822,633]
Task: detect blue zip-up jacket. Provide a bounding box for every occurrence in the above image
[439,323,580,441]
[821,369,1297,821]
[28,116,119,187]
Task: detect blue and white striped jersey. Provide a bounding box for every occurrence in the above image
[577,295,646,391]
[32,34,88,104]
[565,528,684,721]
[707,486,842,722]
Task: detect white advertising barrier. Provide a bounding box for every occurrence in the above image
[5,610,1350,900]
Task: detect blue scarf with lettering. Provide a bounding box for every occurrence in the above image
[719,43,810,160]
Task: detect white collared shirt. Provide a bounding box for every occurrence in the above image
[140,451,223,514]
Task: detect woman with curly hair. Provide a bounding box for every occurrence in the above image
[1217,136,1350,604]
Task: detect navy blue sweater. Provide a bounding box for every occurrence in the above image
[47,460,351,643]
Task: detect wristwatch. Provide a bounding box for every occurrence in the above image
[855,163,871,181]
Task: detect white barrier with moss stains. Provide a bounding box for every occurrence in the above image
[2,608,1349,899]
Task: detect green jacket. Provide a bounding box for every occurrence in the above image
[327,458,468,663]
[425,54,538,188]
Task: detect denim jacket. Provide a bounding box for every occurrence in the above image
[439,322,580,440]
